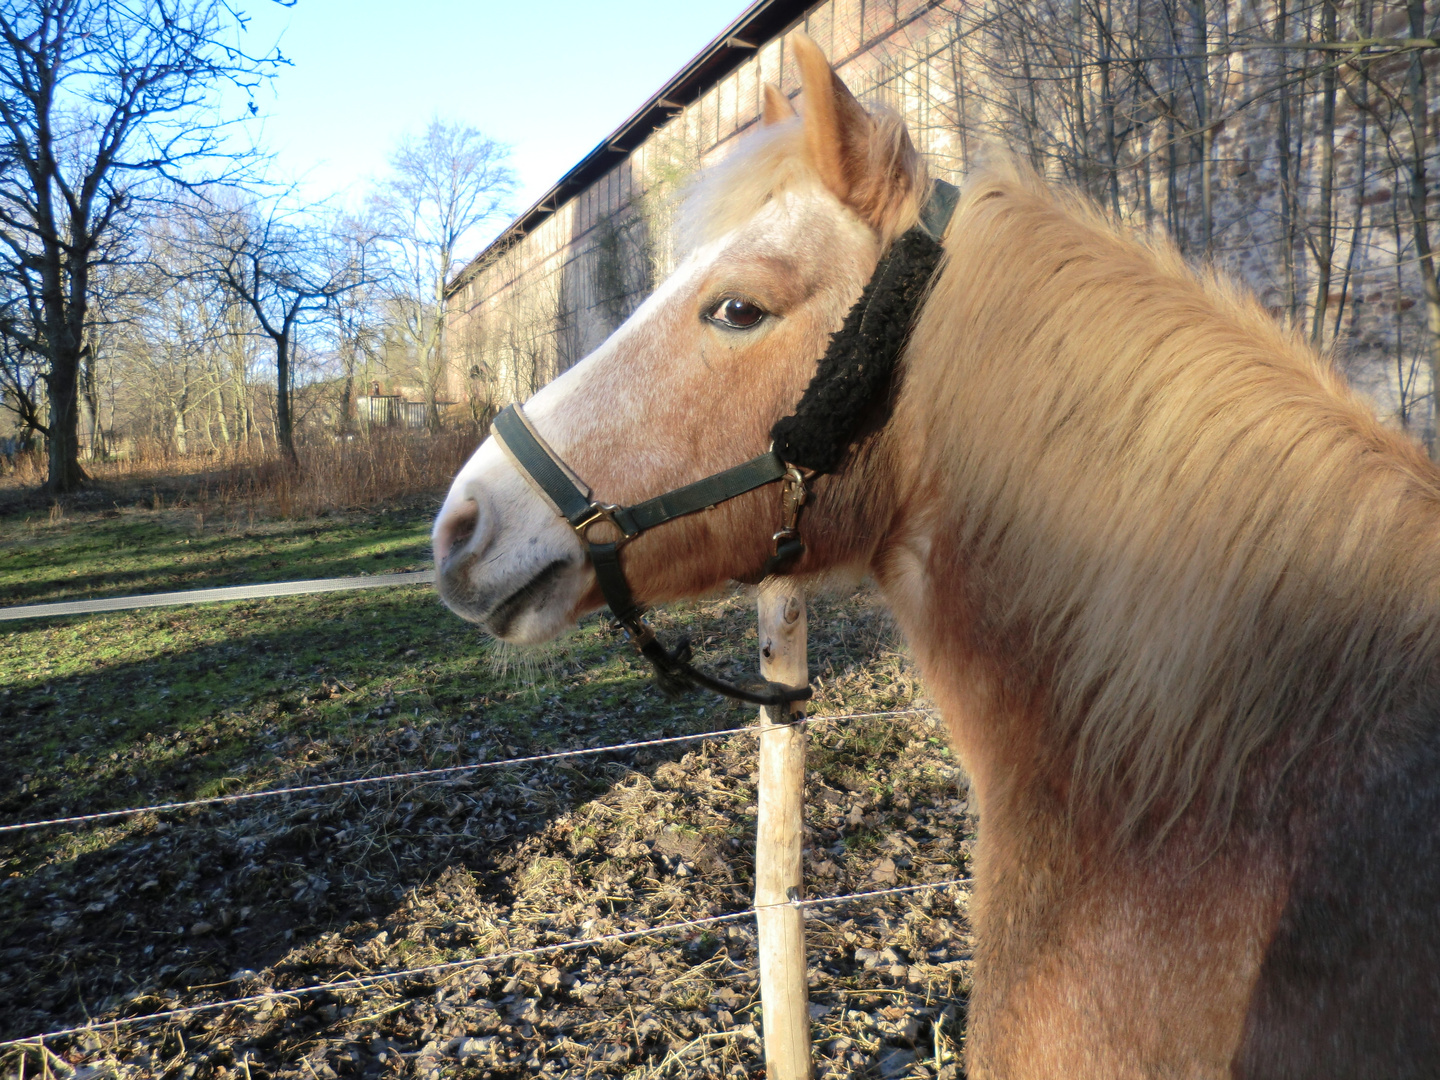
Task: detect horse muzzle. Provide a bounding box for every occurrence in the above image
[433,438,589,643]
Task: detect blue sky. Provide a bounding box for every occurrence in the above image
[232,0,746,240]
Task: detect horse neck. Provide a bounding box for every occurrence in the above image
[867,189,1440,840]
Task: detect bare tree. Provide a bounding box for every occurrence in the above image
[373,117,513,429]
[0,282,44,443]
[1400,0,1440,453]
[1308,0,1341,344]
[323,213,384,437]
[0,0,285,493]
[198,196,373,465]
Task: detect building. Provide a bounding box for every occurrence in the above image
[445,0,1440,437]
[444,0,971,414]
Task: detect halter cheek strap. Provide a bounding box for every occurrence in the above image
[492,404,810,706]
[488,178,961,707]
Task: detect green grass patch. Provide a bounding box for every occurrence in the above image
[0,498,935,891]
[0,503,436,606]
[0,499,974,1064]
[0,583,750,846]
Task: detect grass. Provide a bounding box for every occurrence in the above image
[0,504,436,607]
[1,572,752,857]
[1,426,480,610]
[0,494,973,1080]
[0,500,871,873]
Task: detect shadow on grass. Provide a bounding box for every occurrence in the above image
[0,588,764,1043]
[0,736,724,1045]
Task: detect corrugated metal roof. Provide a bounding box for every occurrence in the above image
[445,0,819,297]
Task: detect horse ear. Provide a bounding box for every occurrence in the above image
[762,83,796,126]
[792,34,871,204]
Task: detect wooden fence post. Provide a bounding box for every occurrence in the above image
[754,578,812,1080]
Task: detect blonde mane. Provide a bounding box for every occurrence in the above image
[906,159,1440,838]
[681,105,1440,840]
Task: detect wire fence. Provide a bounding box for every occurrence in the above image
[0,879,970,1051]
[2,575,959,1067]
[0,709,934,835]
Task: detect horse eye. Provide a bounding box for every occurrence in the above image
[707,297,766,330]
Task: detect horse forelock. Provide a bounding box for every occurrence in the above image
[890,156,1440,845]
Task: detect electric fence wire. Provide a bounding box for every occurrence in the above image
[0,709,935,835]
[0,878,972,1051]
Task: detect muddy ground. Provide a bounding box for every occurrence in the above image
[2,536,979,1080]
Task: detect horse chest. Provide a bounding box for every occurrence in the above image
[965,809,1287,1079]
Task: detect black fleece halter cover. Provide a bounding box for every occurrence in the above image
[490,178,959,706]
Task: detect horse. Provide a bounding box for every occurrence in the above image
[432,36,1440,1079]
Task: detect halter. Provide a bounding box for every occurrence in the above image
[491,178,960,708]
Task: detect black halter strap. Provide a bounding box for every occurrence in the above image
[492,404,805,705]
[490,178,960,707]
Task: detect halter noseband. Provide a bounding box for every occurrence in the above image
[490,178,960,708]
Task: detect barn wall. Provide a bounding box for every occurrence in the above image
[444,0,967,416]
[445,0,1440,435]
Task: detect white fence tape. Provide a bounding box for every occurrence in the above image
[1,570,435,622]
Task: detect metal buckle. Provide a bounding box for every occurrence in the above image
[573,503,633,546]
[614,612,656,649]
[773,465,810,550]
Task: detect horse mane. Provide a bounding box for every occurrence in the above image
[679,104,928,254]
[907,157,1440,840]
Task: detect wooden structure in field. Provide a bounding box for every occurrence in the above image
[355,393,455,430]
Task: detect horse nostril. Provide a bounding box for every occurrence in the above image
[435,500,480,566]
[451,506,478,548]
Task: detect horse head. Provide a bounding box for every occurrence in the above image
[433,38,929,644]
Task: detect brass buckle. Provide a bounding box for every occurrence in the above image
[573,503,632,547]
[615,612,656,649]
[773,465,810,548]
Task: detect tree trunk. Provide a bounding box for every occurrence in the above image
[340,368,354,437]
[1276,0,1297,317]
[1331,0,1372,346]
[1405,0,1440,457]
[1073,0,1087,188]
[41,237,88,493]
[952,38,970,169]
[426,244,453,433]
[273,331,298,466]
[1165,0,1184,249]
[216,382,231,446]
[1392,184,1419,427]
[1309,0,1339,348]
[1142,125,1154,228]
[44,340,87,493]
[1194,0,1213,255]
[234,362,250,451]
[79,342,102,460]
[1101,0,1120,216]
[173,408,188,456]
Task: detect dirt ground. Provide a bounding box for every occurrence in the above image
[1,504,979,1080]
